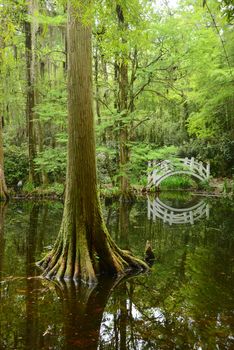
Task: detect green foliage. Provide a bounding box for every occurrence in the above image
[147,146,179,162]
[34,83,67,125]
[34,148,66,183]
[4,145,28,187]
[96,146,118,186]
[179,138,234,176]
[197,179,212,192]
[39,182,64,196]
[23,181,35,193]
[22,181,64,197]
[160,175,196,190]
[100,186,120,198]
[129,144,180,186]
[0,0,233,193]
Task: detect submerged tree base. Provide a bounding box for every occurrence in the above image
[37,202,148,285]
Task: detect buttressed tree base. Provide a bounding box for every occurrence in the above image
[37,0,148,284]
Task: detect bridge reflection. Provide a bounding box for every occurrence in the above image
[147,196,209,225]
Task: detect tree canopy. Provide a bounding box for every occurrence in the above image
[0,0,233,193]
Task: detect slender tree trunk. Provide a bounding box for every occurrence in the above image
[38,0,147,284]
[0,32,8,201]
[37,24,48,186]
[94,45,101,125]
[25,0,38,184]
[0,117,8,201]
[63,25,68,74]
[116,4,130,199]
[37,120,48,185]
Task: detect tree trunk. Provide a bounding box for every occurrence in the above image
[94,45,101,125]
[116,4,130,199]
[25,0,38,184]
[0,32,8,201]
[0,117,8,201]
[38,0,147,284]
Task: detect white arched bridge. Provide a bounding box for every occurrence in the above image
[147,157,210,188]
[148,197,209,225]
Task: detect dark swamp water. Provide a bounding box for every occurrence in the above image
[0,193,233,350]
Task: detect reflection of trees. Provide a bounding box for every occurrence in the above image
[0,203,7,345]
[98,199,234,349]
[0,203,6,288]
[119,201,132,249]
[37,204,48,253]
[54,276,130,350]
[0,199,233,349]
[25,204,40,350]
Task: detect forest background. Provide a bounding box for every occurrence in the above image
[0,0,233,198]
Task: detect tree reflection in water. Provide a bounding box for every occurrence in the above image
[55,277,131,350]
[0,199,233,349]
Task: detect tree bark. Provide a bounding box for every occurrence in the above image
[116,4,130,199]
[0,32,8,201]
[25,0,38,184]
[94,45,101,125]
[38,0,147,284]
[0,117,8,201]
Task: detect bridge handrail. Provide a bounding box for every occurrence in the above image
[147,157,210,187]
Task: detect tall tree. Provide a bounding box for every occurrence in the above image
[38,0,147,283]
[116,4,130,199]
[0,9,9,200]
[25,0,38,184]
[0,117,8,200]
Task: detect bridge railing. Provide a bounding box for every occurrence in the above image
[147,157,210,187]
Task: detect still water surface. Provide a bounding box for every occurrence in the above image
[0,193,233,349]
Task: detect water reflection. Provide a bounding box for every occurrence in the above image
[55,277,128,350]
[0,203,6,294]
[0,198,233,349]
[148,195,209,225]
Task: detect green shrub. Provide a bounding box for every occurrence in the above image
[160,175,196,189]
[23,181,35,192]
[34,147,66,183]
[179,138,234,177]
[4,145,29,187]
[46,182,64,196]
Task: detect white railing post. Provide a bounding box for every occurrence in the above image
[206,161,210,178]
[147,161,151,185]
[198,161,204,178]
[153,169,157,185]
[190,157,194,170]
